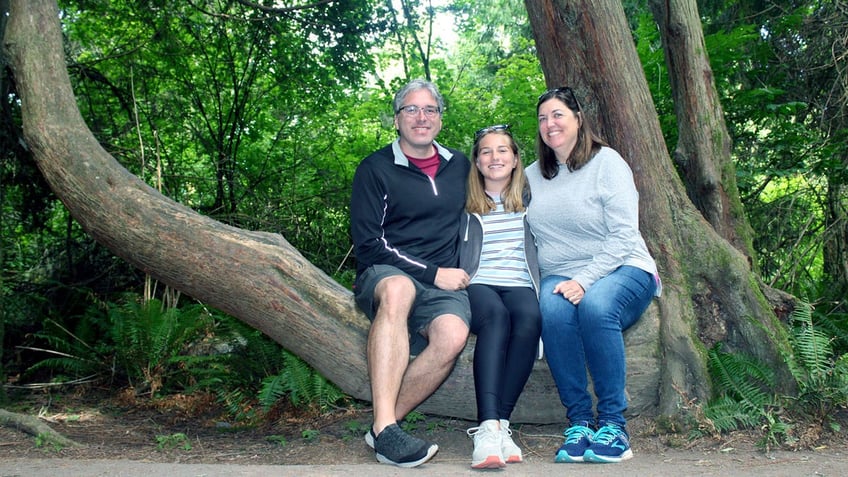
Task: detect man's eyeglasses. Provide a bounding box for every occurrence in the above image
[474,124,510,140]
[538,86,581,111]
[397,105,441,117]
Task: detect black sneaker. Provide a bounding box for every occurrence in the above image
[372,423,438,468]
[364,427,376,449]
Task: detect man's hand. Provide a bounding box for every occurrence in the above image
[434,267,470,291]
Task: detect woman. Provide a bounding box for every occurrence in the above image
[526,87,661,464]
[460,125,542,469]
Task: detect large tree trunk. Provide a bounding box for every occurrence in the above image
[2,0,565,423]
[523,0,794,414]
[648,0,756,263]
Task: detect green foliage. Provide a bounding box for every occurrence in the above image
[706,343,776,412]
[702,301,848,447]
[784,302,848,417]
[167,313,352,422]
[258,351,346,412]
[265,434,287,447]
[15,289,350,421]
[155,432,192,451]
[702,344,789,448]
[813,308,848,357]
[301,429,320,442]
[699,395,763,433]
[34,433,64,452]
[214,387,258,424]
[404,410,425,424]
[342,420,369,441]
[109,298,213,395]
[22,315,112,386]
[399,410,426,433]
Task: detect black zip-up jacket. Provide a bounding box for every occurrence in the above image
[351,139,470,285]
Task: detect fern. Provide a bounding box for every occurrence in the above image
[702,299,848,448]
[702,343,782,446]
[110,298,212,395]
[783,301,848,416]
[216,386,257,423]
[283,351,345,408]
[258,373,289,411]
[812,309,848,355]
[282,351,317,407]
[702,395,761,434]
[787,302,834,391]
[21,317,110,385]
[707,343,775,411]
[258,351,346,411]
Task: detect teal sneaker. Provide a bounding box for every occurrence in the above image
[554,422,594,463]
[583,422,633,463]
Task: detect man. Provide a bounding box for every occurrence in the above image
[350,79,471,468]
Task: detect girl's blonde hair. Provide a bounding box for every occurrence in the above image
[466,129,528,215]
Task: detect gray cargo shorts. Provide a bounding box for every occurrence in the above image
[354,264,471,355]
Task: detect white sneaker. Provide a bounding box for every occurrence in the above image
[500,419,523,463]
[466,420,506,469]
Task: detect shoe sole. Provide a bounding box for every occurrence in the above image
[583,449,633,463]
[471,455,506,469]
[505,455,522,463]
[554,450,584,463]
[376,444,439,468]
[364,430,375,449]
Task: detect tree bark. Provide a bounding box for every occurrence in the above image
[523,0,794,415]
[647,0,756,263]
[0,409,83,448]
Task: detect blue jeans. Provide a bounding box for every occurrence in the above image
[539,266,656,427]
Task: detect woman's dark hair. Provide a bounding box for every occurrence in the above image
[535,87,608,179]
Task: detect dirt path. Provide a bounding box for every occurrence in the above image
[2,449,847,477]
[3,392,846,476]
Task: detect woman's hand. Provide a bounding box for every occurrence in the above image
[553,279,585,305]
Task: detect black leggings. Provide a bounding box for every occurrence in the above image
[468,284,542,422]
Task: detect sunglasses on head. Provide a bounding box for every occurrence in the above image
[474,124,511,140]
[538,86,581,111]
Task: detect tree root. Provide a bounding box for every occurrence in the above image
[0,408,84,448]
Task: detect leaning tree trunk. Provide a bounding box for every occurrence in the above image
[1,0,563,423]
[648,0,756,262]
[523,0,794,415]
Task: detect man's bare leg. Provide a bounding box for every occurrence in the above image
[394,313,470,419]
[367,276,415,435]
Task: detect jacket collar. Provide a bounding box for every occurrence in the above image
[391,139,453,167]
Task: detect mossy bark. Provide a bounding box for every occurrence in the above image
[647,0,756,264]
